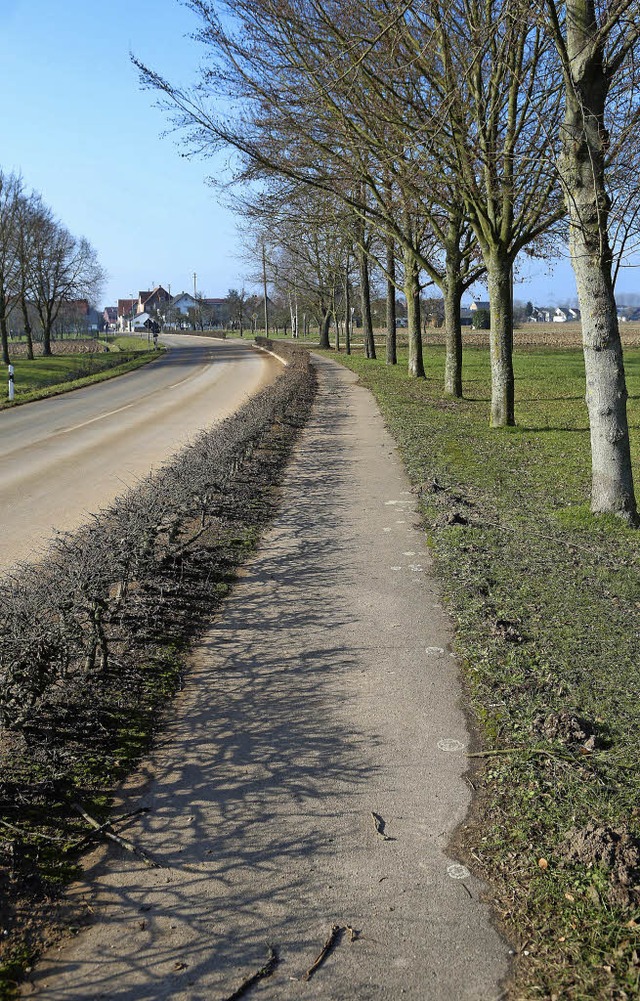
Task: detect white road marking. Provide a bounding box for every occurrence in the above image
[447,864,471,880]
[437,739,465,752]
[60,404,134,433]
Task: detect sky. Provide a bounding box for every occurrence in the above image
[0,0,247,309]
[0,1,637,312]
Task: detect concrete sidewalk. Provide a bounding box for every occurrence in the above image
[23,356,511,1000]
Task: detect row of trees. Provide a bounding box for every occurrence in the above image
[0,169,105,364]
[137,0,640,523]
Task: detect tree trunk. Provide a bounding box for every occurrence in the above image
[486,248,514,427]
[318,308,331,349]
[443,254,463,397]
[21,296,34,360]
[558,4,637,522]
[345,278,351,356]
[386,236,397,365]
[404,246,425,378]
[359,245,376,359]
[0,294,9,365]
[42,316,52,357]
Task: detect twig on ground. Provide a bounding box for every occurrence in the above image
[72,802,163,868]
[65,806,150,854]
[371,811,395,840]
[467,747,582,764]
[222,946,279,1000]
[302,924,343,982]
[0,819,68,843]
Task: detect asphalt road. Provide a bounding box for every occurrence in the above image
[0,335,279,572]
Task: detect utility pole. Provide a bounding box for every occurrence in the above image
[193,272,197,299]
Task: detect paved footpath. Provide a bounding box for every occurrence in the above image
[23,357,511,1000]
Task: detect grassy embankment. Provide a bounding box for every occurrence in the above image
[321,340,640,1000]
[0,336,160,409]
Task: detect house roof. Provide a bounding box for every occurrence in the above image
[141,285,170,302]
[62,299,90,314]
[471,300,490,310]
[117,298,137,317]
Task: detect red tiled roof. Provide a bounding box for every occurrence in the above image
[117,298,137,316]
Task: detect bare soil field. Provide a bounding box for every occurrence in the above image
[423,321,640,349]
[7,338,109,358]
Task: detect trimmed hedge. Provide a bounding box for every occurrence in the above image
[0,345,315,730]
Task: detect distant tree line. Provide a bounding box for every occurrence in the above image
[0,168,105,364]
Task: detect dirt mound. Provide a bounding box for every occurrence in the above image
[533,710,599,751]
[561,823,640,908]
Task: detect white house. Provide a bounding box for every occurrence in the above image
[131,311,152,331]
[171,292,199,316]
[553,307,581,323]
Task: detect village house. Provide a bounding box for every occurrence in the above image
[117,299,137,332]
[103,306,118,331]
[553,307,581,322]
[136,286,171,316]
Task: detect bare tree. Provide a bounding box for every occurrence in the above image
[394,0,565,424]
[535,0,640,522]
[0,170,23,364]
[30,219,105,356]
[227,287,248,334]
[14,192,52,360]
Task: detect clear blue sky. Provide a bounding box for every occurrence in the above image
[0,0,247,308]
[1,1,636,311]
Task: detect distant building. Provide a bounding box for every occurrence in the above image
[103,306,118,330]
[553,307,581,323]
[117,299,137,331]
[55,299,102,335]
[526,307,553,323]
[137,286,171,316]
[131,311,152,331]
[202,297,230,326]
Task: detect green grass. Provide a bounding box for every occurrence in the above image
[321,343,640,1000]
[105,334,158,352]
[0,348,161,409]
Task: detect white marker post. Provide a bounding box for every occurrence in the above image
[8,364,14,402]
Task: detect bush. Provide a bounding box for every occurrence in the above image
[472,309,491,330]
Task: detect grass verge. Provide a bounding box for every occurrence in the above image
[320,344,640,1000]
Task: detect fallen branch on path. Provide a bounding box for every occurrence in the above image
[72,803,162,868]
[65,806,150,854]
[302,924,344,982]
[222,946,279,1000]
